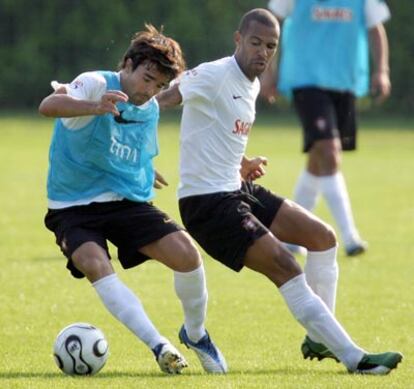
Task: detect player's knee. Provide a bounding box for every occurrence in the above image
[182,243,202,269]
[173,233,203,270]
[316,222,337,250]
[303,219,337,251]
[314,140,340,172]
[326,224,337,246]
[321,149,339,170]
[72,254,112,282]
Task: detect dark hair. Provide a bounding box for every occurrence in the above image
[238,8,278,35]
[118,24,185,81]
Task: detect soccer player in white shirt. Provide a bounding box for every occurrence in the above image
[157,8,402,375]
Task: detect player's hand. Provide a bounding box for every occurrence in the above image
[95,90,128,116]
[259,63,278,104]
[240,156,268,181]
[371,70,391,104]
[260,82,278,104]
[154,170,168,189]
[156,84,183,110]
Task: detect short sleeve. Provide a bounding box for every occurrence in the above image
[178,64,217,104]
[52,72,107,129]
[66,72,106,101]
[365,0,391,28]
[268,0,294,19]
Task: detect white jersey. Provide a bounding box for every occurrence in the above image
[268,0,390,28]
[178,56,260,199]
[51,71,108,130]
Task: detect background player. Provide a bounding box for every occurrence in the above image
[261,0,391,256]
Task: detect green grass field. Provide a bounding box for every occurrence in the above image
[0,113,413,389]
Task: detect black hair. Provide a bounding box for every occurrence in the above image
[238,8,278,35]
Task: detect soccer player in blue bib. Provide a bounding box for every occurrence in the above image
[262,0,391,256]
[39,25,226,375]
[158,8,401,375]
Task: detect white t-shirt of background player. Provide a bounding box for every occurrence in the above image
[268,0,390,28]
[51,71,108,129]
[177,56,260,199]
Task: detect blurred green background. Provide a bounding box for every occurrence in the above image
[0,0,413,113]
[0,2,413,386]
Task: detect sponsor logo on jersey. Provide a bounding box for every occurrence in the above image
[312,6,353,22]
[185,69,198,77]
[232,119,252,136]
[114,111,145,124]
[70,80,83,89]
[110,136,138,162]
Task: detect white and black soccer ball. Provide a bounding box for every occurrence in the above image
[53,322,109,375]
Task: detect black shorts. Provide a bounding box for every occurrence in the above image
[293,87,357,152]
[44,199,183,278]
[179,181,284,272]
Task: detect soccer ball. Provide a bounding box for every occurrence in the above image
[53,322,109,375]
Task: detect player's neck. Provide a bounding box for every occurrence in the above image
[234,55,255,82]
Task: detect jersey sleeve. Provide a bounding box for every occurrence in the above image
[268,0,294,19]
[64,72,107,101]
[178,63,218,104]
[52,72,107,130]
[365,0,391,28]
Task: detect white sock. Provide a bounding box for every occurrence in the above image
[304,246,338,312]
[93,274,164,350]
[319,172,360,246]
[174,265,207,342]
[293,170,320,211]
[279,274,365,371]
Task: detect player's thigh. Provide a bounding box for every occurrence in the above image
[308,138,342,174]
[335,92,357,151]
[180,191,271,272]
[269,199,336,250]
[108,201,188,270]
[293,87,339,152]
[139,230,202,272]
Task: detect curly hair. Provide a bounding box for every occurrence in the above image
[118,24,185,81]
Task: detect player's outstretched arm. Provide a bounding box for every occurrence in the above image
[156,84,183,110]
[38,89,128,118]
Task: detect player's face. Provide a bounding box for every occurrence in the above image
[235,20,279,80]
[121,60,170,105]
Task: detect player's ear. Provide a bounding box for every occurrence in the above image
[125,58,134,72]
[234,31,241,46]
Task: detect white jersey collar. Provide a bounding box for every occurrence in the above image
[231,56,257,85]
